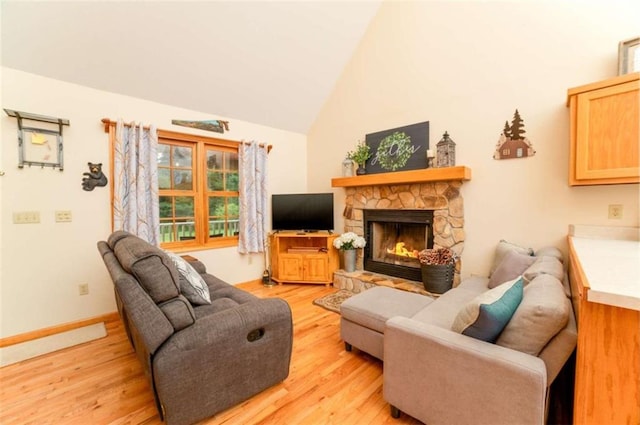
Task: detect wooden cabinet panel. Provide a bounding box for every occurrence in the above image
[568,238,640,425]
[568,73,640,185]
[270,232,339,286]
[304,255,330,282]
[573,298,640,425]
[279,255,304,281]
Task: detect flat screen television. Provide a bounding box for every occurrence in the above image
[272,193,334,232]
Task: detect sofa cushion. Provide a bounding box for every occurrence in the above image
[411,278,486,329]
[534,246,564,264]
[488,250,537,289]
[158,295,196,331]
[523,256,564,284]
[111,233,180,303]
[490,240,534,277]
[340,286,433,333]
[496,274,570,356]
[165,251,211,305]
[452,276,524,343]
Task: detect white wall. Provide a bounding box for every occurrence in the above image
[0,9,4,338]
[0,68,307,338]
[308,1,640,277]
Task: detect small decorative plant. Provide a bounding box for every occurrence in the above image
[418,247,457,266]
[333,232,366,250]
[346,140,372,166]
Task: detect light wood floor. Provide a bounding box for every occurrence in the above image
[0,282,422,425]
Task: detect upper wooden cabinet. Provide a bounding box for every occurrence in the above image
[567,73,640,185]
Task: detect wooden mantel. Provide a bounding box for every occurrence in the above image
[331,166,471,188]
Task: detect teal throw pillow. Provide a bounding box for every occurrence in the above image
[452,276,524,343]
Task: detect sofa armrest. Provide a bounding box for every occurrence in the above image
[162,297,292,351]
[152,297,293,425]
[384,316,547,425]
[180,255,207,274]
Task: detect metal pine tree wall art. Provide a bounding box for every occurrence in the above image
[493,109,536,160]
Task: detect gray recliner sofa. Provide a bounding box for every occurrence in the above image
[98,231,293,425]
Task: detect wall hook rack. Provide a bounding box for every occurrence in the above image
[4,109,70,171]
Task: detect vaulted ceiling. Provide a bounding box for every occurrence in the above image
[1,1,381,134]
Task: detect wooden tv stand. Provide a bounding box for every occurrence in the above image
[269,232,339,286]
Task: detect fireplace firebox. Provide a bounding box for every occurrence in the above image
[363,209,434,281]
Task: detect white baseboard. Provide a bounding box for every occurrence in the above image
[0,322,107,367]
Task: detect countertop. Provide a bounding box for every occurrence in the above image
[569,227,640,311]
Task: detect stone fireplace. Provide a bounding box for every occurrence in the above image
[341,178,466,286]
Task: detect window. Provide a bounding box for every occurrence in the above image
[157,130,240,250]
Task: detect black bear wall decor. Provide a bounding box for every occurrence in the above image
[82,162,108,191]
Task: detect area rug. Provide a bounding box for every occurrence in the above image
[313,289,354,314]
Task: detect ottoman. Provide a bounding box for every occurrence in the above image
[340,286,433,360]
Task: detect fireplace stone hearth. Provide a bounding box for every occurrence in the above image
[333,269,438,297]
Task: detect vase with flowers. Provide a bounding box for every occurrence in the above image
[333,232,366,272]
[418,247,457,294]
[346,140,372,175]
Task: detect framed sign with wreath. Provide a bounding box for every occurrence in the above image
[364,121,429,174]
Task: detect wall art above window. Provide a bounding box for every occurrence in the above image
[171,119,230,134]
[3,109,69,171]
[493,109,536,160]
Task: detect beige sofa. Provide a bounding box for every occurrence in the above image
[340,242,577,425]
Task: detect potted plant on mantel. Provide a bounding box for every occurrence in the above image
[418,247,457,294]
[346,140,372,175]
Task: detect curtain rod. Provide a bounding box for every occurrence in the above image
[101,118,272,152]
[240,140,273,152]
[101,118,151,133]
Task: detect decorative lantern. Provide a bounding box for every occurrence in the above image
[436,131,456,168]
[342,158,355,177]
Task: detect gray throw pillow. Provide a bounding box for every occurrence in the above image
[534,246,564,264]
[523,256,564,283]
[164,251,211,305]
[490,240,534,277]
[496,274,570,356]
[488,250,536,289]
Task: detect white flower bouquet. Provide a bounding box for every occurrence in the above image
[333,232,366,250]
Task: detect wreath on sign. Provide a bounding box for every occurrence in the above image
[376,132,412,171]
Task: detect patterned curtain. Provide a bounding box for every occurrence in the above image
[238,141,268,253]
[113,119,160,245]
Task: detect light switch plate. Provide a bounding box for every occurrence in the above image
[13,211,40,224]
[608,204,623,219]
[55,211,72,222]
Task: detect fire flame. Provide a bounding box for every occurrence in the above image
[386,242,419,258]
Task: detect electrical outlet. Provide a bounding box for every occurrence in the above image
[608,204,623,220]
[55,210,72,222]
[13,211,40,224]
[79,283,89,296]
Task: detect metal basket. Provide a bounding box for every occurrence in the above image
[421,263,454,294]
